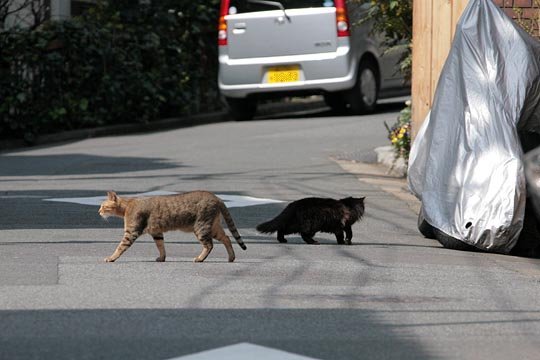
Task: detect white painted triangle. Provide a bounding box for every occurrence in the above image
[167,343,321,360]
[44,191,283,208]
[217,194,283,208]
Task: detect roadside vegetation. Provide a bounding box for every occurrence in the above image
[0,0,220,143]
[358,0,540,169]
[511,0,540,37]
[354,0,412,167]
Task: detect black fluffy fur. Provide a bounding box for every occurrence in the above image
[256,196,365,245]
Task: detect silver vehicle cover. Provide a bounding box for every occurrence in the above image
[408,0,540,253]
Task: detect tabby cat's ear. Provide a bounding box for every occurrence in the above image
[107,191,118,201]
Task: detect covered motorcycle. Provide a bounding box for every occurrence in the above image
[408,0,540,254]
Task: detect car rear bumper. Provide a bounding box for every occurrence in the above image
[218,45,357,98]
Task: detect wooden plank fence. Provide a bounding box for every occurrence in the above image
[411,0,540,137]
[411,0,469,137]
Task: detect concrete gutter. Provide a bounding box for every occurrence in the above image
[332,151,420,216]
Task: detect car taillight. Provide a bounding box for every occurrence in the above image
[334,0,350,37]
[218,0,230,46]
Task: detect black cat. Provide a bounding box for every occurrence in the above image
[256,197,365,245]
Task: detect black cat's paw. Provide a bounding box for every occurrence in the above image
[345,239,352,245]
[277,238,287,243]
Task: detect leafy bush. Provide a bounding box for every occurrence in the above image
[353,0,412,166]
[0,0,221,143]
[353,0,412,81]
[512,1,540,37]
[385,100,411,167]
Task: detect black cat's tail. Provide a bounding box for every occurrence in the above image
[256,219,280,234]
[256,208,292,234]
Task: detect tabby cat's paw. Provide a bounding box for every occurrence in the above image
[193,257,204,263]
[104,257,115,262]
[155,256,166,262]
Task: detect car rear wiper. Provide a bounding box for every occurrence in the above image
[247,0,291,22]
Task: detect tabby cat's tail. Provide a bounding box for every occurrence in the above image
[219,202,246,250]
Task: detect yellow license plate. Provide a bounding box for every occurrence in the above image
[268,66,300,83]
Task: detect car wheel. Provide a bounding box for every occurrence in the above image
[348,60,379,114]
[418,212,478,251]
[225,97,257,121]
[418,213,436,239]
[432,227,478,251]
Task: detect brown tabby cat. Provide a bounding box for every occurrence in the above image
[99,191,246,263]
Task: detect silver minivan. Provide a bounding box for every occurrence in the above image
[218,0,409,120]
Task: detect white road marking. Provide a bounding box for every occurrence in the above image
[0,195,46,199]
[167,343,320,360]
[218,194,284,208]
[44,191,283,208]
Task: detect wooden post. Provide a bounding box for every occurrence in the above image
[411,0,433,139]
[411,0,470,138]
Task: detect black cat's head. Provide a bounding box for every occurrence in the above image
[340,196,365,213]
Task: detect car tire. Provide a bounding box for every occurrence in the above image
[348,59,379,114]
[418,212,478,251]
[225,97,257,121]
[418,214,436,239]
[432,227,478,251]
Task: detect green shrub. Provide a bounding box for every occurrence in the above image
[0,0,221,143]
[385,100,411,167]
[353,0,412,82]
[353,0,412,167]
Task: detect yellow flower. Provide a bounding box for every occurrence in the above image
[398,133,404,139]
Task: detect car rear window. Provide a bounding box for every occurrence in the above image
[228,0,336,14]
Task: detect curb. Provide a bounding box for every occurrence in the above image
[332,157,420,215]
[374,145,407,178]
[0,111,229,152]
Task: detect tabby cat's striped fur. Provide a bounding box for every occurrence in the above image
[99,191,246,263]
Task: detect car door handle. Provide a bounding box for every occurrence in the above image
[233,23,246,34]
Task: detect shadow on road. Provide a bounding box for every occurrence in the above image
[254,97,408,121]
[0,154,185,177]
[0,308,433,360]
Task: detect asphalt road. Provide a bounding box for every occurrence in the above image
[1,103,540,360]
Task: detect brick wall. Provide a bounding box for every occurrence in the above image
[494,0,540,37]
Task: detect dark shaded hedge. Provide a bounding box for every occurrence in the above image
[0,0,221,143]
